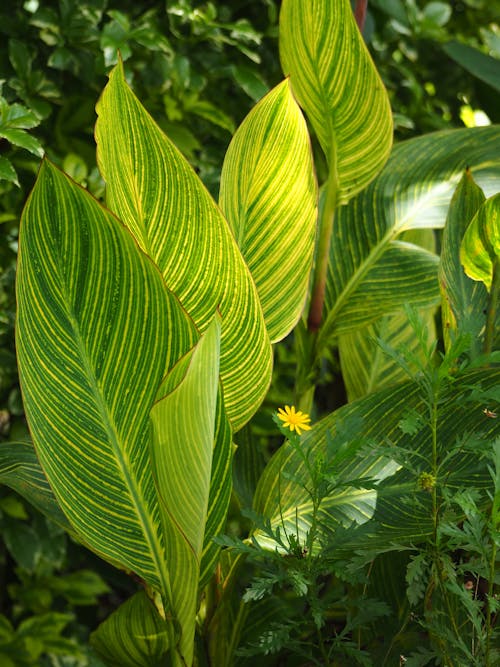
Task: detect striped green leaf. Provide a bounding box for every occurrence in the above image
[219,79,317,342]
[95,62,272,431]
[91,591,168,667]
[0,441,72,533]
[461,193,500,291]
[253,368,500,553]
[439,170,488,352]
[16,159,196,592]
[320,126,500,346]
[150,317,224,666]
[339,307,436,401]
[279,0,393,203]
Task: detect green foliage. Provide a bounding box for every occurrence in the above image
[1,1,500,666]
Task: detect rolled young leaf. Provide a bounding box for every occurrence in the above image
[150,316,224,666]
[279,0,393,204]
[16,159,196,591]
[95,61,272,431]
[219,79,317,343]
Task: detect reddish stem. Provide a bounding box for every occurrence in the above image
[354,0,368,32]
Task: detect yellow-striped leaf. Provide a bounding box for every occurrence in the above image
[279,0,393,203]
[219,79,317,342]
[150,317,223,666]
[16,160,196,592]
[439,170,488,352]
[461,193,500,291]
[0,441,72,533]
[95,62,272,431]
[91,591,168,667]
[320,126,500,346]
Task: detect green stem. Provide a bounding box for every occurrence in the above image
[307,157,339,333]
[484,257,500,355]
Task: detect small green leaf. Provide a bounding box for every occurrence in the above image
[460,193,500,291]
[0,157,19,186]
[0,128,44,157]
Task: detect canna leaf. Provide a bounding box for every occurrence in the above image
[439,169,488,352]
[320,126,500,346]
[16,159,196,591]
[279,0,393,203]
[219,79,317,342]
[460,193,500,291]
[91,591,169,667]
[95,61,272,431]
[150,316,225,665]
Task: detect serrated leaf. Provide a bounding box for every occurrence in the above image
[219,79,317,342]
[95,61,272,430]
[0,156,19,186]
[339,307,436,401]
[0,128,44,157]
[279,0,393,203]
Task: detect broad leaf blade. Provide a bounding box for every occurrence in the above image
[91,591,168,667]
[321,126,500,346]
[439,170,488,352]
[443,40,500,92]
[279,0,393,203]
[151,316,225,665]
[219,79,317,342]
[95,62,272,431]
[16,160,195,590]
[461,193,500,291]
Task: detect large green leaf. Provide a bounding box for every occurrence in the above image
[95,62,272,431]
[321,126,500,346]
[461,193,500,291]
[16,159,196,592]
[150,317,224,665]
[90,591,168,667]
[279,0,393,203]
[439,170,488,352]
[253,368,500,553]
[219,79,317,343]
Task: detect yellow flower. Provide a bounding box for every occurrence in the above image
[277,405,311,436]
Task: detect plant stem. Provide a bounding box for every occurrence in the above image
[307,155,338,333]
[484,257,500,356]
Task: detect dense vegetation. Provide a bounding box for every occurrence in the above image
[1,1,499,665]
